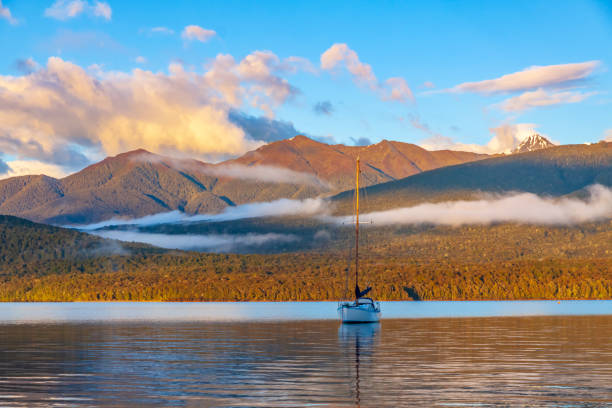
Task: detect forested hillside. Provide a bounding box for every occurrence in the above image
[0,215,164,275]
[1,215,610,301]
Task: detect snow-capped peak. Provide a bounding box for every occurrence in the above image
[512,133,555,154]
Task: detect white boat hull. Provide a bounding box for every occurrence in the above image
[338,301,381,323]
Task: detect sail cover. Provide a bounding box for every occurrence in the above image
[355,284,372,299]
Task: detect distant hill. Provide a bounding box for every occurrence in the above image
[0,215,163,277]
[228,135,486,190]
[332,141,612,212]
[0,136,485,224]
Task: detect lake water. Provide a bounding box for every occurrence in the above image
[1,301,611,407]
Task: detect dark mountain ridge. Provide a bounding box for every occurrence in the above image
[332,141,612,212]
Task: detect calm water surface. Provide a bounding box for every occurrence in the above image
[1,301,611,407]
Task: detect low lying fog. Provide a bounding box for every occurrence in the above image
[74,184,612,251]
[76,198,327,230]
[90,230,299,252]
[351,184,612,226]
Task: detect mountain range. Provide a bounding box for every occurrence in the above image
[1,133,608,225]
[0,136,485,224]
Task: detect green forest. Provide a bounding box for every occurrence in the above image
[0,215,610,301]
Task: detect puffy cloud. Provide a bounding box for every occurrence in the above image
[45,0,112,21]
[237,51,295,102]
[498,89,596,112]
[450,61,600,94]
[0,53,304,168]
[181,25,216,42]
[205,51,303,117]
[604,129,612,142]
[313,100,334,115]
[483,123,545,153]
[335,184,612,226]
[134,56,147,64]
[321,43,413,104]
[419,123,546,154]
[0,0,17,24]
[321,43,377,87]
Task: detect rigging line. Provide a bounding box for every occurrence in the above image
[361,168,375,290]
[345,246,352,300]
[346,181,357,300]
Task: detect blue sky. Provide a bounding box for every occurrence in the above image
[0,0,611,177]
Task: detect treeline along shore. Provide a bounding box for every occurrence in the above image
[1,215,611,302]
[2,255,610,302]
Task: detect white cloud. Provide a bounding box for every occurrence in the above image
[45,0,111,21]
[0,0,17,24]
[204,51,304,117]
[449,61,600,94]
[335,185,612,226]
[134,56,147,64]
[75,198,329,229]
[419,123,548,154]
[181,25,216,43]
[0,53,304,165]
[128,151,327,186]
[45,0,84,20]
[2,159,69,178]
[321,43,377,87]
[146,26,174,35]
[497,89,596,112]
[321,43,413,104]
[205,164,328,186]
[604,129,612,142]
[383,77,414,103]
[92,1,111,19]
[90,230,299,252]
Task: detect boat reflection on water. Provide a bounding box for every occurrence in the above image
[338,323,380,406]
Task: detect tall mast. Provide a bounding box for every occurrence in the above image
[355,156,360,301]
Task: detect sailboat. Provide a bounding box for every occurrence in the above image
[338,157,381,323]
